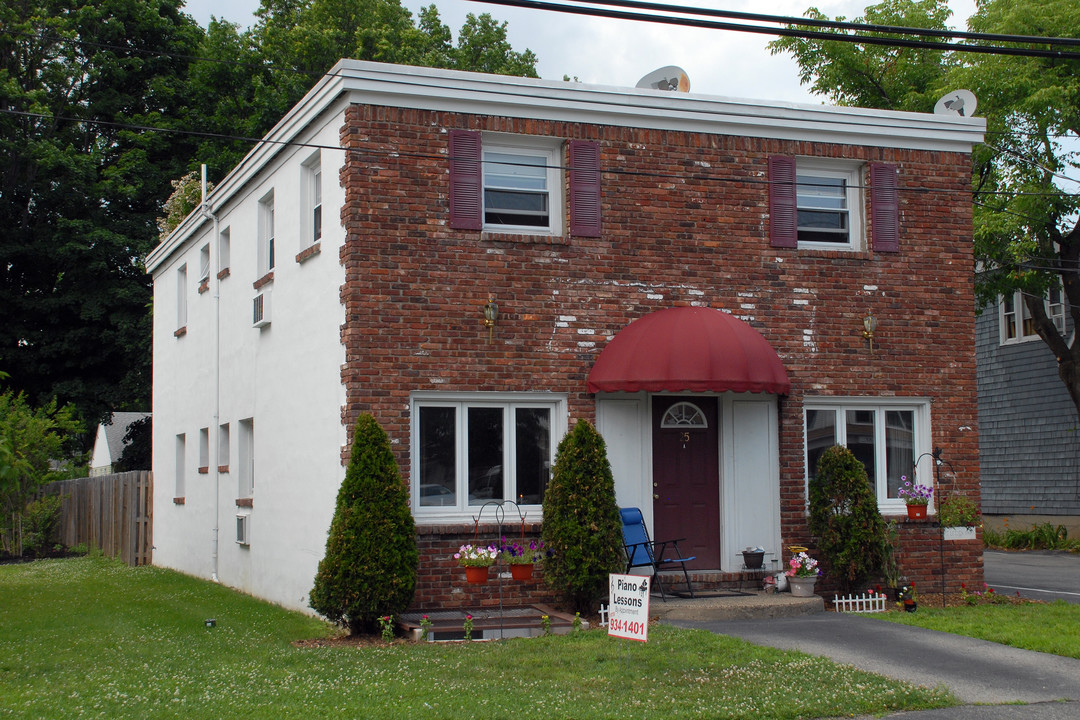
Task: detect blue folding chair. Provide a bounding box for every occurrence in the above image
[619,507,696,600]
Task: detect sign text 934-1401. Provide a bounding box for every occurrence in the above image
[608,573,650,642]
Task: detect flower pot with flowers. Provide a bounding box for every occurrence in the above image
[898,476,933,519]
[454,544,498,583]
[897,583,918,612]
[786,551,822,597]
[499,538,552,580]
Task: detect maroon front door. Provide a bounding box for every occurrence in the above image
[651,396,720,568]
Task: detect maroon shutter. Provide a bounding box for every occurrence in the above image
[569,140,602,237]
[448,130,482,230]
[768,155,797,248]
[870,162,899,252]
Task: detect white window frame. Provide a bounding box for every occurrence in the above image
[198,427,209,473]
[176,264,187,330]
[198,244,211,283]
[482,135,563,236]
[175,433,186,499]
[302,152,322,249]
[999,286,1066,345]
[218,422,230,471]
[238,417,254,498]
[796,159,864,251]
[218,227,231,275]
[803,397,932,513]
[257,191,275,276]
[410,392,567,519]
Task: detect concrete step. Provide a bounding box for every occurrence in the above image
[647,590,825,622]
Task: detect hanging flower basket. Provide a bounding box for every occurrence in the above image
[465,565,490,584]
[510,563,534,581]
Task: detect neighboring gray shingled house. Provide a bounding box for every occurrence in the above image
[89,412,151,476]
[976,295,1080,527]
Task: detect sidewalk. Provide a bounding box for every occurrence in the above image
[666,612,1080,717]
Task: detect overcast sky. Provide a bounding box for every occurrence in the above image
[179,0,978,103]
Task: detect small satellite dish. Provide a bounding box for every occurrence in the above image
[934,89,978,118]
[636,66,690,93]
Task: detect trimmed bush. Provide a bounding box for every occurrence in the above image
[808,445,886,594]
[310,414,417,634]
[22,494,63,557]
[542,419,623,613]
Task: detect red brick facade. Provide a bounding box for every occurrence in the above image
[338,103,982,608]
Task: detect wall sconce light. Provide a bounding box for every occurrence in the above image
[482,295,498,343]
[862,311,877,352]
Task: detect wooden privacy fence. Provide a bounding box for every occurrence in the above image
[41,472,153,566]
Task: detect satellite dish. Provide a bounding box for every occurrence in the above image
[636,66,690,93]
[934,89,978,118]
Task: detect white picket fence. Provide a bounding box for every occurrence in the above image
[833,592,887,613]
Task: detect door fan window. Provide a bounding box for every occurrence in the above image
[660,402,708,429]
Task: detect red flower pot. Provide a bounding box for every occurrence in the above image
[510,563,534,581]
[906,504,927,519]
[464,566,489,584]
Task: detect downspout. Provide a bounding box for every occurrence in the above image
[200,164,222,584]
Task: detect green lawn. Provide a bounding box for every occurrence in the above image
[872,599,1080,659]
[0,557,954,719]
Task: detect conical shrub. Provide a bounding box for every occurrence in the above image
[310,414,417,634]
[542,419,623,613]
[808,444,886,593]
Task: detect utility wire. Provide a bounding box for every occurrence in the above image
[6,107,1080,200]
[467,0,1080,59]
[556,0,1080,48]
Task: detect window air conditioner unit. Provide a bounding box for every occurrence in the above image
[252,291,271,328]
[236,514,250,546]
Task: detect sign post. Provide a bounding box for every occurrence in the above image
[608,573,651,643]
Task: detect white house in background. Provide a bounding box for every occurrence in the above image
[147,60,984,614]
[90,412,151,476]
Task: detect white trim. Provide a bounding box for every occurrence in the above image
[409,391,568,522]
[795,158,864,251]
[481,134,563,236]
[802,396,932,513]
[999,287,1066,345]
[147,61,983,273]
[301,151,322,250]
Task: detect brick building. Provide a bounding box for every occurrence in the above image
[147,60,986,614]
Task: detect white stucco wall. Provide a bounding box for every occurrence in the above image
[151,109,347,613]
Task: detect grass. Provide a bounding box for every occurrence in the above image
[0,556,955,719]
[872,599,1080,659]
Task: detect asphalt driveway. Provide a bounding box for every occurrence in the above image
[984,549,1080,603]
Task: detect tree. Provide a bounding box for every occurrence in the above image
[247,0,538,130]
[771,0,1080,422]
[0,380,84,554]
[808,445,886,593]
[309,414,417,634]
[541,419,624,613]
[0,0,202,425]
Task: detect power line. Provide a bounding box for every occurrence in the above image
[6,107,1080,201]
[556,0,1080,48]
[467,0,1080,59]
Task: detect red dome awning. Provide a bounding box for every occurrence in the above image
[586,307,791,395]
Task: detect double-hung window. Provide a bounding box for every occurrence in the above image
[1000,286,1066,344]
[482,142,556,230]
[804,398,931,510]
[411,393,566,515]
[303,152,322,248]
[449,131,601,237]
[769,156,897,252]
[795,161,862,249]
[257,191,275,276]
